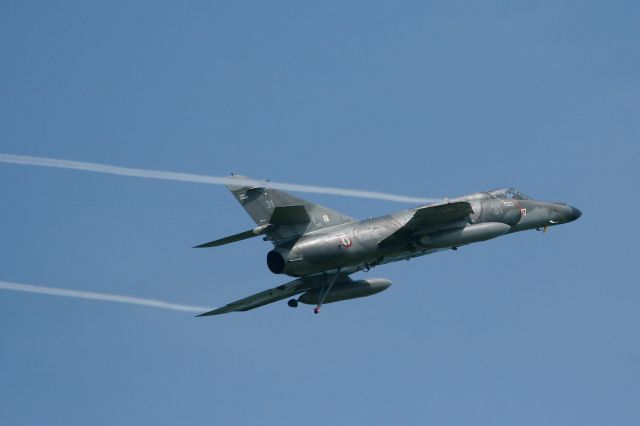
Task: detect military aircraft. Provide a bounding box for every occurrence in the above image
[195,177,581,316]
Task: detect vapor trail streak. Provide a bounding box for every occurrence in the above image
[0,280,210,313]
[0,153,440,204]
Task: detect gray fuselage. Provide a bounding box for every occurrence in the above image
[266,189,582,277]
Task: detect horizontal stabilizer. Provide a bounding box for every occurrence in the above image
[193,229,258,248]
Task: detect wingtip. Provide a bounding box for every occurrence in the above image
[196,308,223,317]
[192,242,218,248]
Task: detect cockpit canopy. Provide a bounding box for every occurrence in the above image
[488,188,531,200]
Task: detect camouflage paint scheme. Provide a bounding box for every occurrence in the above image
[196,177,581,316]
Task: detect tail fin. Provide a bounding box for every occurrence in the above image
[226,175,354,232]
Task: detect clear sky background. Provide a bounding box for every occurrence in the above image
[1,1,638,425]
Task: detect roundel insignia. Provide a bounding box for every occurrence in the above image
[340,236,352,248]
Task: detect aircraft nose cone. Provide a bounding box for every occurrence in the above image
[570,206,582,221]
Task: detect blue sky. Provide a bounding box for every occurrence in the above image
[1,1,638,425]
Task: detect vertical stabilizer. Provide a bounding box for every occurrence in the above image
[226,176,354,236]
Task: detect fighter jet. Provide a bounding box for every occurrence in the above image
[195,177,581,316]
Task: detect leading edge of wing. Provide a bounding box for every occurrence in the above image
[197,274,352,317]
[411,201,473,224]
[379,201,473,247]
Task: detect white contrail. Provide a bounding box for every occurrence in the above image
[0,153,441,204]
[0,280,210,313]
